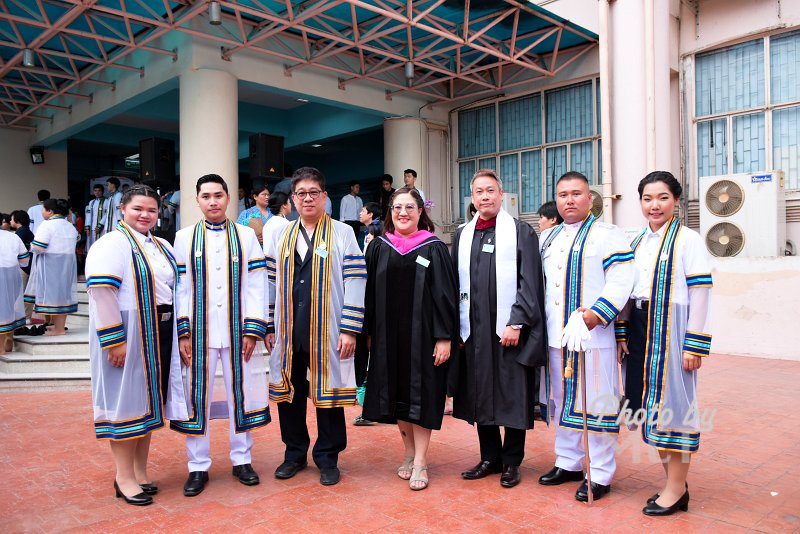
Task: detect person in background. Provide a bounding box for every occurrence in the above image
[339,180,363,238]
[616,171,713,516]
[537,200,563,233]
[358,202,382,254]
[0,229,30,354]
[403,169,426,202]
[85,184,105,251]
[85,185,187,506]
[101,178,123,236]
[10,210,34,327]
[0,213,11,231]
[27,189,50,234]
[237,185,272,233]
[374,174,395,220]
[362,187,457,490]
[238,186,254,214]
[26,198,79,337]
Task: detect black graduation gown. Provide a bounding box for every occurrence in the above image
[450,218,547,429]
[362,235,458,430]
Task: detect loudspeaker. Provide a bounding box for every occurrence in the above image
[250,133,284,180]
[139,137,175,185]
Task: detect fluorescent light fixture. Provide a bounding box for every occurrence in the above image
[296,98,310,103]
[404,61,414,80]
[208,1,222,25]
[30,146,44,165]
[22,48,35,67]
[311,144,322,148]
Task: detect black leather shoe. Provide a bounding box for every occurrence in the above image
[538,466,584,486]
[274,460,308,480]
[232,464,260,486]
[319,466,341,486]
[461,460,502,480]
[500,465,521,488]
[575,480,611,502]
[139,483,158,495]
[647,482,688,504]
[183,471,209,497]
[643,490,689,516]
[114,481,153,506]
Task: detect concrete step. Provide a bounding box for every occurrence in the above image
[0,372,91,392]
[77,291,88,303]
[14,328,89,356]
[78,301,88,313]
[67,311,89,327]
[0,352,89,374]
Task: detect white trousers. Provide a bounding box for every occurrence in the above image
[186,347,253,472]
[549,346,618,486]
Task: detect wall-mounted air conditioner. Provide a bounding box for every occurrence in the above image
[589,185,604,221]
[699,171,786,257]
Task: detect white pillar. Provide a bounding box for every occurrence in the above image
[384,117,427,192]
[179,69,239,227]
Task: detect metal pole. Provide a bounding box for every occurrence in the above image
[580,349,593,505]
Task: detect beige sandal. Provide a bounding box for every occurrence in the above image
[397,457,414,480]
[409,465,428,490]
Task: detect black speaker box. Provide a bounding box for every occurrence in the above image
[250,133,284,180]
[139,137,176,185]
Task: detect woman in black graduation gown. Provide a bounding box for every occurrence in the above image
[363,187,458,491]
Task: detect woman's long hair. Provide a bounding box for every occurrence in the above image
[383,187,434,234]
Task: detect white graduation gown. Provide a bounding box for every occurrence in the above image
[0,232,30,333]
[26,216,78,315]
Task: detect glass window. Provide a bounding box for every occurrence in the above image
[546,146,568,201]
[459,160,476,217]
[772,106,799,189]
[499,154,518,195]
[521,150,542,213]
[732,113,765,173]
[697,119,728,177]
[459,105,496,157]
[570,141,594,184]
[500,95,541,151]
[546,81,593,143]
[770,30,800,105]
[695,39,765,116]
[478,157,497,170]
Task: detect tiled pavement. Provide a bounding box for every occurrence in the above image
[1,354,798,533]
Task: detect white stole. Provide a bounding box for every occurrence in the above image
[458,208,517,341]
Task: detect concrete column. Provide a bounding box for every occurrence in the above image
[179,69,239,227]
[384,117,427,193]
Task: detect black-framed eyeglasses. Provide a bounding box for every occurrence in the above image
[294,190,323,199]
[391,204,419,213]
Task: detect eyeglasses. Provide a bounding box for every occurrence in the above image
[293,190,323,199]
[391,204,419,213]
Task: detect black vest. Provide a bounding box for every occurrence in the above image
[292,248,313,353]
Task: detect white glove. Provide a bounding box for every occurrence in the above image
[560,310,592,352]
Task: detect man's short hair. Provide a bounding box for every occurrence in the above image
[349,180,360,188]
[93,184,104,193]
[470,168,504,192]
[196,174,229,194]
[556,171,589,187]
[37,189,51,201]
[291,166,326,192]
[538,200,563,223]
[106,177,120,188]
[10,210,30,226]
[381,174,393,185]
[403,169,417,178]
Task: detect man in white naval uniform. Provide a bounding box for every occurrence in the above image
[100,177,123,236]
[538,171,634,502]
[171,174,269,497]
[84,184,105,251]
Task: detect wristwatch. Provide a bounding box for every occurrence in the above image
[509,324,523,330]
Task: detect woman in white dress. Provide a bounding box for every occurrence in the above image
[0,231,30,354]
[25,198,78,336]
[262,191,291,347]
[85,185,187,506]
[616,171,713,516]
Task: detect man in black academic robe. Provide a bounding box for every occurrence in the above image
[450,169,547,488]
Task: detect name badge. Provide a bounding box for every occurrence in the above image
[482,243,495,254]
[416,256,430,268]
[315,246,329,259]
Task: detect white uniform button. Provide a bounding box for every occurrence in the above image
[217,303,222,308]
[216,266,221,271]
[558,264,563,270]
[555,300,560,306]
[216,285,222,289]
[555,282,561,287]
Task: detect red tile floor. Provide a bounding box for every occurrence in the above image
[1,354,798,533]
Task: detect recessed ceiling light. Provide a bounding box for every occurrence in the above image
[296,98,309,103]
[311,144,322,148]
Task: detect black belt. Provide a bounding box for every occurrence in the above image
[156,304,173,322]
[633,299,649,311]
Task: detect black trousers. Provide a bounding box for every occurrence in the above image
[477,424,526,467]
[624,306,648,414]
[157,305,174,401]
[277,348,347,469]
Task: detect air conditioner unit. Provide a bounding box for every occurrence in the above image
[589,186,604,221]
[463,193,519,222]
[699,171,786,257]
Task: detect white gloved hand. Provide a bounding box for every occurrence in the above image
[561,310,592,352]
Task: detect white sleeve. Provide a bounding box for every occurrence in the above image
[242,228,267,339]
[339,228,367,335]
[86,237,127,349]
[683,232,713,357]
[31,220,51,253]
[173,231,191,339]
[15,235,30,268]
[588,227,635,326]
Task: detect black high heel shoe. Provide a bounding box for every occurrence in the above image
[643,490,689,516]
[139,483,158,495]
[647,481,688,504]
[114,480,153,506]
